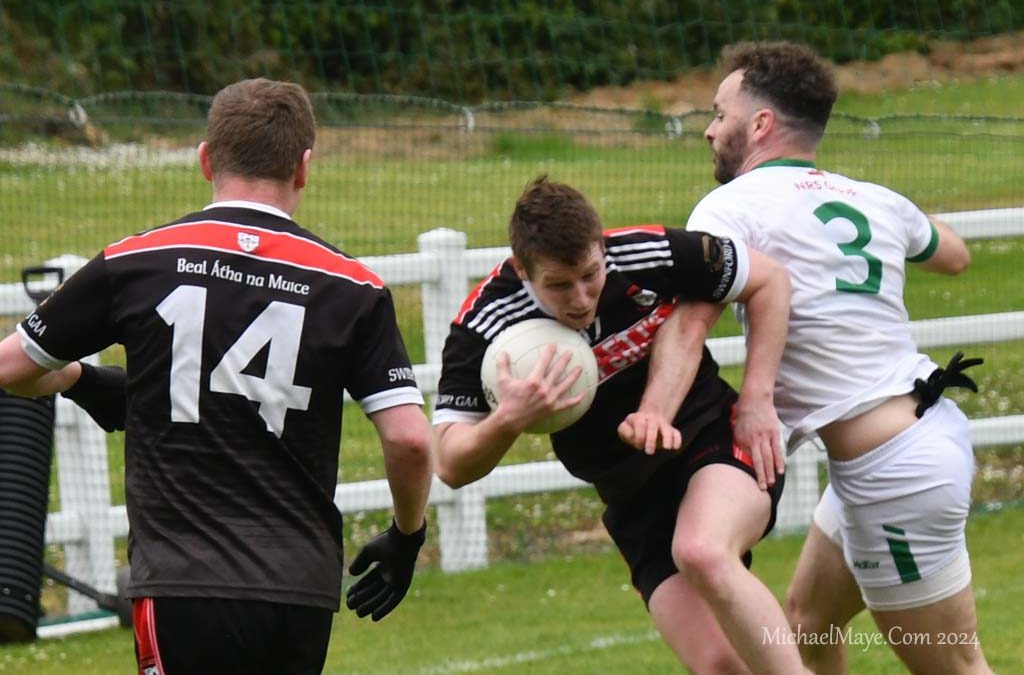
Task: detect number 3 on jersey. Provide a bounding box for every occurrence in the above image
[156,285,312,437]
[814,201,882,294]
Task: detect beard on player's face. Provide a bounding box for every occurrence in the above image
[713,124,750,184]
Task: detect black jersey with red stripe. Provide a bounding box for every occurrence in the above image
[18,204,421,610]
[433,225,745,504]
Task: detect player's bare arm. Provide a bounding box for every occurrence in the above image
[618,300,724,455]
[918,217,971,275]
[731,247,791,489]
[434,345,583,488]
[370,403,433,533]
[0,332,81,397]
[348,404,432,623]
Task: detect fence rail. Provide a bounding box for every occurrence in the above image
[0,207,1020,635]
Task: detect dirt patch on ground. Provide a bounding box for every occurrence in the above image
[568,32,1024,113]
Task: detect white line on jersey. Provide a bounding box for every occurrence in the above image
[466,288,535,337]
[606,239,673,271]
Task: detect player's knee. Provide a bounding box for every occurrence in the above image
[672,537,731,595]
[684,645,751,675]
[784,585,811,630]
[785,584,848,644]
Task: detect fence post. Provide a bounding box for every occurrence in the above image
[417,228,469,372]
[416,228,489,571]
[436,484,488,572]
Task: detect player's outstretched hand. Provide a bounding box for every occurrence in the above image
[618,411,682,455]
[733,398,785,490]
[60,363,127,432]
[346,519,426,622]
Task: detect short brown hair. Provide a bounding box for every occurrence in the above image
[721,41,837,139]
[508,176,604,274]
[206,78,316,181]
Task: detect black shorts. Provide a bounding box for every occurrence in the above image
[601,408,785,606]
[133,596,333,675]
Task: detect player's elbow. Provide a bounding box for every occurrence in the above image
[947,246,971,275]
[433,447,474,489]
[435,463,469,490]
[923,246,971,276]
[431,424,494,489]
[385,428,432,468]
[378,424,432,477]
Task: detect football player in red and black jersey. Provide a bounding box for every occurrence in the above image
[0,79,432,675]
[432,177,805,673]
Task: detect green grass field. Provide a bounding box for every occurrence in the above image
[5,506,1022,674]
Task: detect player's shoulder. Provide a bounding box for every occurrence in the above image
[603,223,684,260]
[690,177,758,217]
[109,210,387,290]
[603,224,668,243]
[453,259,532,333]
[819,169,913,204]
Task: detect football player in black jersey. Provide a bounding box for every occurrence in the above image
[432,177,806,673]
[0,79,432,675]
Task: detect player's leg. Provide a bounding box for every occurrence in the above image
[602,457,752,674]
[831,399,992,675]
[133,596,332,675]
[870,582,991,675]
[648,574,754,674]
[785,485,864,674]
[673,463,806,675]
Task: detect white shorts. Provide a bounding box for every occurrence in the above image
[817,398,976,611]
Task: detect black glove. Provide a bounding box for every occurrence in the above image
[912,351,983,418]
[346,519,426,622]
[61,363,127,432]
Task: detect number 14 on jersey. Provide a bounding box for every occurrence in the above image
[156,284,312,437]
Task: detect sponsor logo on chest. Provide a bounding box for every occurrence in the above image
[592,301,675,381]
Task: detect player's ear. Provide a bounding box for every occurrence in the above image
[294,148,312,189]
[751,107,774,139]
[197,141,214,183]
[509,256,529,281]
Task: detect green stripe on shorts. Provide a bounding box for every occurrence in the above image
[884,526,922,583]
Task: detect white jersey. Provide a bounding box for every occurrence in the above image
[689,159,940,448]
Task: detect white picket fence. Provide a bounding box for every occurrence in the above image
[1,208,1022,637]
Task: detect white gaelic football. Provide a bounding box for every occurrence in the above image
[480,318,599,434]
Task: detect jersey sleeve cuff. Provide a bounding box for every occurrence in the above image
[720,240,751,303]
[358,386,425,415]
[906,222,939,263]
[16,324,69,370]
[432,408,488,427]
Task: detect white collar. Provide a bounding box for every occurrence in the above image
[203,200,292,221]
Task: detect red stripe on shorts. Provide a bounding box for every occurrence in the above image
[732,443,754,469]
[729,405,754,469]
[133,598,166,675]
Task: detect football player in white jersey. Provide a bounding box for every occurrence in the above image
[679,42,991,674]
